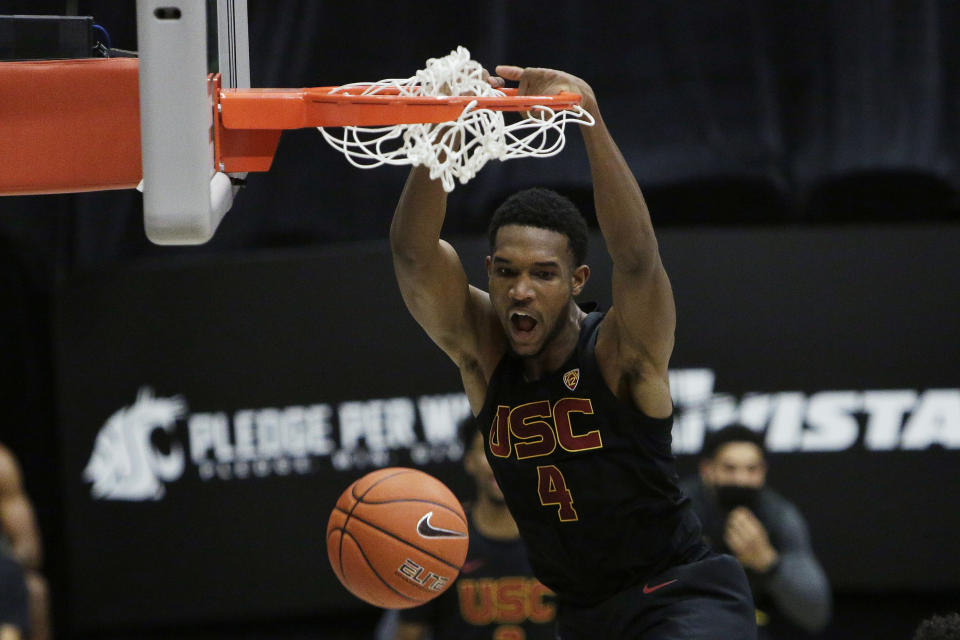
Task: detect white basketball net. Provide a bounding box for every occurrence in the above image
[317,47,595,192]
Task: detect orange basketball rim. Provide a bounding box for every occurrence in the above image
[0,58,586,196]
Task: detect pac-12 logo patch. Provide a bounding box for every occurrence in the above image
[562,368,580,391]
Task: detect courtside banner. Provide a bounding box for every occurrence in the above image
[54,226,959,629]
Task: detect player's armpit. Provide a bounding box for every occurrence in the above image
[395,252,488,363]
[608,261,677,372]
[391,167,487,367]
[595,267,675,418]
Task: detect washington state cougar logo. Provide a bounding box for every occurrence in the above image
[83,388,187,501]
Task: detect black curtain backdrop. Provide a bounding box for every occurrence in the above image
[1,1,958,269]
[2,1,960,638]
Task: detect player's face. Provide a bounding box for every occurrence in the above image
[701,442,767,488]
[464,432,505,504]
[486,224,585,357]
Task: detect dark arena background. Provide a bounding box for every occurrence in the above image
[2,1,959,639]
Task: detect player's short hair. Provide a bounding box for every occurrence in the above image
[458,415,480,452]
[488,188,588,267]
[701,424,766,460]
[913,613,960,640]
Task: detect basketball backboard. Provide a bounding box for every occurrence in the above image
[136,0,249,244]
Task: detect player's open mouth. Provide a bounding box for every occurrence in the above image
[510,312,538,337]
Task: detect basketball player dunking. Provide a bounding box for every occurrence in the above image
[390,65,757,638]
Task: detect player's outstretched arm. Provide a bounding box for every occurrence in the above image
[390,166,487,369]
[497,65,676,417]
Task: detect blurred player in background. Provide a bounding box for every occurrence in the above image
[680,425,831,637]
[391,64,756,638]
[389,417,556,640]
[0,444,50,640]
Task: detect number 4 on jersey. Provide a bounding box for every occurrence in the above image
[536,465,578,521]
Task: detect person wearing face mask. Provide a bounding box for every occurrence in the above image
[680,425,832,637]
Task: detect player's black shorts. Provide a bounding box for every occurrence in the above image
[556,551,757,639]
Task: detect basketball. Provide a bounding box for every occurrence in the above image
[326,467,469,609]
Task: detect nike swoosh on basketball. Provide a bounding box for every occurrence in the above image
[417,512,467,539]
[642,579,678,594]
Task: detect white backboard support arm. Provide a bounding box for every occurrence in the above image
[136,0,249,245]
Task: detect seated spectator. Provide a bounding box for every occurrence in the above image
[0,444,50,640]
[0,551,28,640]
[680,425,831,636]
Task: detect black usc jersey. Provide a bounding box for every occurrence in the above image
[476,310,705,605]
